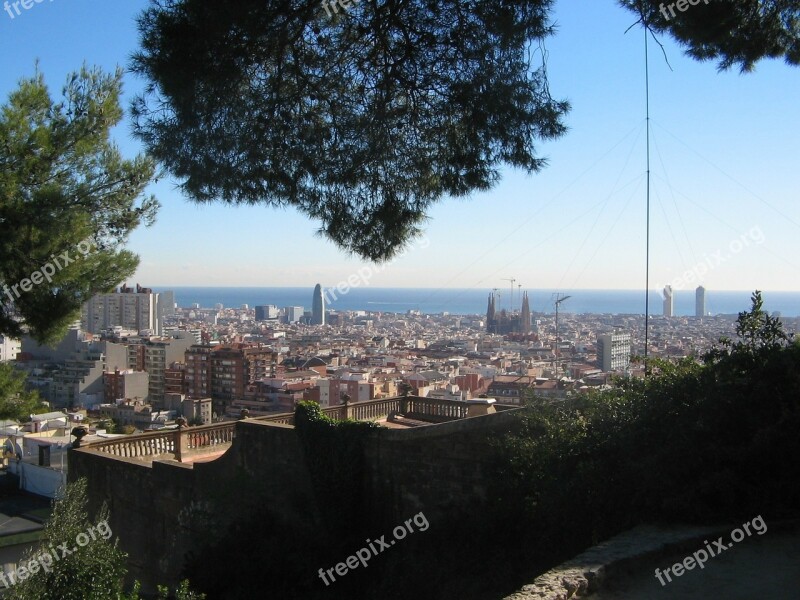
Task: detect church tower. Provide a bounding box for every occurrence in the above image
[486,293,496,333]
[520,291,531,334]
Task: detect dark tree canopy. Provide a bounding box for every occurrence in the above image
[0,67,158,344]
[131,0,569,261]
[0,363,47,421]
[620,0,800,71]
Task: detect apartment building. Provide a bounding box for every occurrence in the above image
[596,332,632,372]
[82,284,177,336]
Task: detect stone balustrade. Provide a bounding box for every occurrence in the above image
[179,423,236,460]
[254,397,403,425]
[256,413,296,425]
[86,428,177,459]
[405,397,468,420]
[80,396,513,463]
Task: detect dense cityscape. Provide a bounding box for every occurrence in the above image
[4,282,795,445]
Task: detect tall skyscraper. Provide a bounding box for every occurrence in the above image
[695,285,706,317]
[311,284,325,325]
[663,285,674,317]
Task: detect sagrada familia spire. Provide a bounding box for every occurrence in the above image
[486,290,531,334]
[520,291,531,334]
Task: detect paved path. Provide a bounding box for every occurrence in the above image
[594,528,800,599]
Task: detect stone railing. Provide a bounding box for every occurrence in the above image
[79,397,514,463]
[180,423,236,458]
[346,397,401,421]
[320,406,343,420]
[257,413,296,425]
[83,422,236,463]
[84,429,176,460]
[404,397,467,420]
[253,397,402,425]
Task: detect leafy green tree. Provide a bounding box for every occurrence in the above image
[6,478,205,600]
[704,290,789,369]
[127,578,207,600]
[0,363,49,421]
[730,289,788,351]
[6,478,127,600]
[130,0,568,261]
[619,0,800,71]
[96,419,116,434]
[0,66,159,344]
[155,580,206,600]
[130,0,799,261]
[495,290,800,570]
[111,418,136,435]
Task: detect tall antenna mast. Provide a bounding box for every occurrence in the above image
[554,294,571,377]
[644,24,652,374]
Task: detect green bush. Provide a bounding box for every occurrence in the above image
[6,479,204,600]
[496,291,800,569]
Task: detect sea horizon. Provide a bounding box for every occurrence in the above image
[151,287,800,318]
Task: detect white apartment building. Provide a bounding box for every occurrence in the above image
[597,332,631,372]
[82,284,164,335]
[0,336,21,362]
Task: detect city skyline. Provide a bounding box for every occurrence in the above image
[143,285,800,318]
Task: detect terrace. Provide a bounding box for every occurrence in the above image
[76,396,515,464]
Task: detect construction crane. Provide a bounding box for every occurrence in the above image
[554,294,571,377]
[502,277,516,313]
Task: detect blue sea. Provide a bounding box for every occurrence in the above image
[151,287,800,317]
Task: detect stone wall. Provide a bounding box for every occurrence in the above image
[69,420,320,590]
[365,408,523,528]
[69,407,524,591]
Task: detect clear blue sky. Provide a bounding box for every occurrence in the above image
[2,0,798,293]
